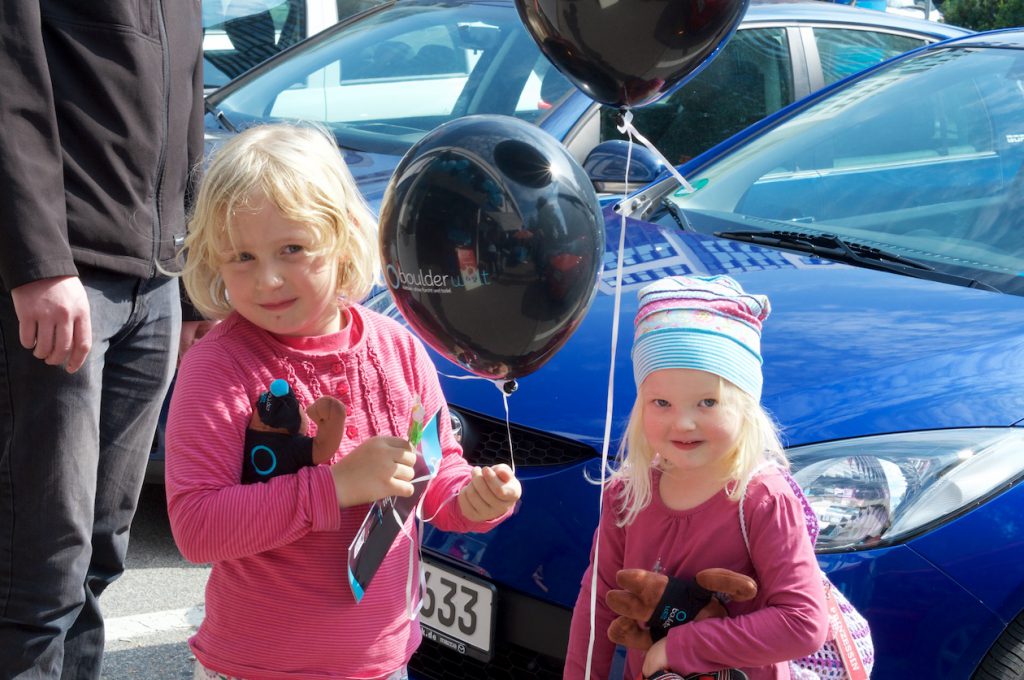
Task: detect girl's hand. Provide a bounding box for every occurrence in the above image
[641,637,670,678]
[458,464,522,522]
[329,436,416,507]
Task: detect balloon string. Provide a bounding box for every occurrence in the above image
[409,484,460,620]
[501,389,516,476]
[438,371,517,473]
[585,119,633,680]
[404,373,518,619]
[616,109,695,194]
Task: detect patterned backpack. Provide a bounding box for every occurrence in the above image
[739,468,874,680]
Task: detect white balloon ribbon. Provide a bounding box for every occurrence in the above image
[586,107,696,677]
[616,109,696,195]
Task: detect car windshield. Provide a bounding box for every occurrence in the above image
[662,43,1024,297]
[208,0,574,155]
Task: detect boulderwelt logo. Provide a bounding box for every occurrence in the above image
[385,263,493,294]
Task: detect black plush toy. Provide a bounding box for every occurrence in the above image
[241,379,346,484]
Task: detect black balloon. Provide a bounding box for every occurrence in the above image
[516,0,749,109]
[379,115,604,381]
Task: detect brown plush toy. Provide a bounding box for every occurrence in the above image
[607,568,758,651]
[241,379,347,484]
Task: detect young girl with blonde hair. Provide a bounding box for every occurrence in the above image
[564,275,828,680]
[166,123,521,680]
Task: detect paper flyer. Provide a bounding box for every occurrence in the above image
[347,399,442,602]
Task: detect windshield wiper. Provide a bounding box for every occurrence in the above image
[716,229,932,270]
[715,229,1000,292]
[205,99,238,133]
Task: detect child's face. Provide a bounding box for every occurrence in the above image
[218,193,341,337]
[640,368,742,479]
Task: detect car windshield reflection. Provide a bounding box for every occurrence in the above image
[663,45,1024,296]
[208,0,573,155]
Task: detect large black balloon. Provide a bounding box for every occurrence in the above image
[379,115,604,381]
[516,0,749,109]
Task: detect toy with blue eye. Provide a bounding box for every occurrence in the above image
[241,379,347,484]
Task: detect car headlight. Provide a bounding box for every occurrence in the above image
[788,429,1024,552]
[449,407,465,445]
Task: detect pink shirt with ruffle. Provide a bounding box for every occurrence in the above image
[167,306,508,679]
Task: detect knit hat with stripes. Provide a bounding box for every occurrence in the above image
[632,275,771,399]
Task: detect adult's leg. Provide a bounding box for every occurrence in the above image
[0,284,105,679]
[61,273,180,680]
[0,272,179,679]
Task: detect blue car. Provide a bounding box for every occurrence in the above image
[356,28,1023,680]
[158,0,967,482]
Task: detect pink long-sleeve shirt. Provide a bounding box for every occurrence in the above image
[166,306,508,679]
[564,469,828,680]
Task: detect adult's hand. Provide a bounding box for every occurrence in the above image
[179,319,219,363]
[10,275,92,373]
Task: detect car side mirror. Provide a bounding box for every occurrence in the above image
[583,140,667,195]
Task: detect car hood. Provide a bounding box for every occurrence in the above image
[342,149,403,205]
[433,218,1024,450]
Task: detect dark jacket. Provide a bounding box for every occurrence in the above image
[0,0,204,291]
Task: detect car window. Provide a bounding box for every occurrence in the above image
[203,0,384,90]
[203,0,309,88]
[812,27,927,85]
[668,46,1024,295]
[214,2,573,154]
[598,27,793,165]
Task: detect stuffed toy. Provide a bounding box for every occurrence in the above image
[241,379,346,484]
[606,567,758,651]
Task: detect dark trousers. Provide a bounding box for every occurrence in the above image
[0,270,180,679]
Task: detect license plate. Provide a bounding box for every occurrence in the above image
[419,558,496,662]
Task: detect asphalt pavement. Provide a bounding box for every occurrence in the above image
[100,484,210,679]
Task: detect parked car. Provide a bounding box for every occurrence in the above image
[146,0,966,484]
[201,0,969,197]
[355,27,1023,680]
[201,0,384,91]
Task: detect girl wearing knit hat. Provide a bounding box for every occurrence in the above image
[564,275,829,680]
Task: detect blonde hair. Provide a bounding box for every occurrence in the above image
[181,123,378,319]
[608,376,787,527]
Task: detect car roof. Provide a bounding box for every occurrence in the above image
[741,0,971,38]
[940,26,1024,46]
[341,0,970,39]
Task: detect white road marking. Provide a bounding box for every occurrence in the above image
[105,605,205,642]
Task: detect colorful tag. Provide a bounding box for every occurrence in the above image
[347,401,442,602]
[407,397,426,447]
[420,410,443,476]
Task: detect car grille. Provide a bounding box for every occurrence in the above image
[455,408,598,468]
[409,638,563,680]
